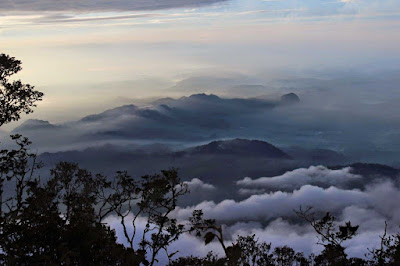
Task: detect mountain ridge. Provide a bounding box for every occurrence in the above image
[180,138,292,159]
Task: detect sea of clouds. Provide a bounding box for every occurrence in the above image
[105,165,400,263]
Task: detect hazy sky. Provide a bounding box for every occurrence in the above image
[1,0,400,128]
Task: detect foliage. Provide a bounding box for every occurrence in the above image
[0,137,189,265]
[0,53,191,265]
[189,210,312,266]
[0,138,190,264]
[367,222,400,265]
[169,252,223,266]
[0,53,43,126]
[295,206,360,265]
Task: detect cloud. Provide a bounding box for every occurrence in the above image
[172,179,400,228]
[104,213,224,264]
[337,0,400,16]
[184,178,216,191]
[105,184,398,260]
[105,211,388,261]
[103,166,400,261]
[223,217,386,259]
[183,181,400,258]
[105,213,385,260]
[0,0,228,12]
[171,185,370,223]
[237,166,362,192]
[179,178,218,206]
[32,13,160,24]
[237,188,267,196]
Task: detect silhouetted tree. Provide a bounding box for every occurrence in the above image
[0,52,44,232]
[296,207,362,266]
[169,252,222,266]
[189,210,311,266]
[0,53,191,265]
[111,168,189,265]
[0,144,189,265]
[273,245,295,266]
[235,235,274,266]
[189,209,233,264]
[367,222,400,265]
[0,53,43,126]
[0,142,138,265]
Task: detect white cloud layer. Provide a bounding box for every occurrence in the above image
[172,184,370,222]
[237,165,362,192]
[105,167,400,262]
[184,178,216,191]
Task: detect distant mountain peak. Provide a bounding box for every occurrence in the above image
[21,119,50,125]
[186,138,292,159]
[280,93,300,105]
[187,93,221,100]
[13,119,56,132]
[334,163,400,178]
[80,104,138,122]
[108,104,138,113]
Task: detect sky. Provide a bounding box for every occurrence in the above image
[1,0,400,129]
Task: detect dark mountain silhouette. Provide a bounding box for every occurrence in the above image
[76,93,276,130]
[152,93,222,106]
[284,146,347,164]
[36,136,400,205]
[80,104,138,122]
[186,93,222,101]
[37,138,296,202]
[38,138,294,189]
[13,119,58,132]
[332,163,400,179]
[182,138,292,159]
[10,93,312,151]
[280,93,300,105]
[152,93,276,112]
